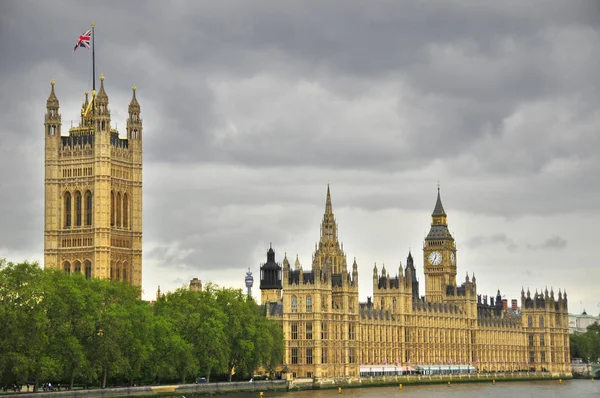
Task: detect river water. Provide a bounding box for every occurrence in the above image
[219,380,600,398]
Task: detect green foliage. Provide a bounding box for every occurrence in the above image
[0,260,284,388]
[570,321,600,363]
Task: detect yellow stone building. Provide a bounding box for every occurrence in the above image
[260,186,571,378]
[43,77,143,286]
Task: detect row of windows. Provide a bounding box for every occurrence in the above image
[290,347,355,365]
[111,168,131,179]
[63,167,93,178]
[291,322,356,341]
[111,191,130,229]
[64,191,93,227]
[110,263,132,283]
[527,315,545,328]
[63,260,92,280]
[61,237,93,248]
[291,295,313,313]
[529,351,547,363]
[111,238,131,248]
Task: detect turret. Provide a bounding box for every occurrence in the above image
[259,244,282,305]
[44,80,62,264]
[405,250,419,299]
[283,253,290,271]
[45,79,61,142]
[127,84,142,142]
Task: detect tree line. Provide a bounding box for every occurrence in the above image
[570,321,600,363]
[0,259,283,391]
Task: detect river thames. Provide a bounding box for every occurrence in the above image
[214,380,599,398]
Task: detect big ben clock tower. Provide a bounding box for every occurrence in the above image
[423,186,457,303]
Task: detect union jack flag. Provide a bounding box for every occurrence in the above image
[74,29,92,52]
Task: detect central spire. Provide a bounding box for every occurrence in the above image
[320,184,337,243]
[325,183,332,215]
[314,184,347,274]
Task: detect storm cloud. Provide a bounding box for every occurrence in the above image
[0,0,598,313]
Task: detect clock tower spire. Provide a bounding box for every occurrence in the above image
[423,186,457,303]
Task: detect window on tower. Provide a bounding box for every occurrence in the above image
[116,192,122,227]
[111,191,115,226]
[64,192,72,227]
[75,191,82,226]
[85,260,92,280]
[74,260,81,274]
[123,193,128,229]
[291,296,298,313]
[85,191,92,226]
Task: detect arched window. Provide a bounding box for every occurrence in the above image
[116,192,121,227]
[110,262,114,280]
[85,191,92,226]
[306,296,313,313]
[123,193,128,229]
[291,296,298,313]
[65,192,72,227]
[381,298,384,309]
[528,315,533,328]
[75,191,82,226]
[74,260,81,274]
[110,191,115,226]
[84,260,92,280]
[116,263,121,281]
[123,262,128,282]
[539,316,544,328]
[63,261,71,274]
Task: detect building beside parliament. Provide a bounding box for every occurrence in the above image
[260,186,571,378]
[43,76,143,286]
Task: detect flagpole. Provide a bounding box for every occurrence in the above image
[92,21,95,93]
[91,21,96,122]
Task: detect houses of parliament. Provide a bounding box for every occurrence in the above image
[43,77,142,286]
[260,186,571,378]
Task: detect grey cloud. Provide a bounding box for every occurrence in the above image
[0,1,599,307]
[466,233,518,252]
[527,236,568,250]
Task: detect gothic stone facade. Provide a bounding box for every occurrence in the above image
[44,76,142,286]
[260,186,570,378]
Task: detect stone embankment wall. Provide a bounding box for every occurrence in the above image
[8,380,286,398]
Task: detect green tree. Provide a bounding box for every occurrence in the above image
[0,260,57,390]
[43,269,99,389]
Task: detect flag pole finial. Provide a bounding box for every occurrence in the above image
[100,74,104,81]
[92,21,95,28]
[50,79,55,87]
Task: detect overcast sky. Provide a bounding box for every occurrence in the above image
[1,1,599,313]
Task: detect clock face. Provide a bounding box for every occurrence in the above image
[428,251,442,265]
[450,253,455,265]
